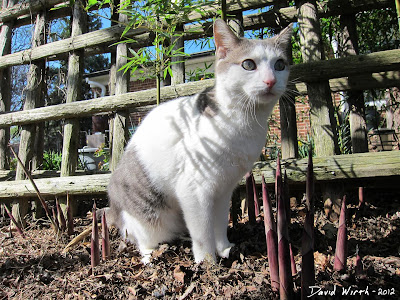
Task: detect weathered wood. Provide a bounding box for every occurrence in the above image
[243,0,394,29]
[0,64,399,129]
[0,0,63,23]
[0,25,148,69]
[171,24,185,86]
[1,0,396,70]
[248,151,400,185]
[298,0,338,157]
[60,0,87,216]
[338,14,368,153]
[0,151,398,200]
[0,0,13,169]
[61,1,86,177]
[111,11,129,171]
[291,49,400,83]
[0,173,111,199]
[13,11,47,224]
[278,1,298,159]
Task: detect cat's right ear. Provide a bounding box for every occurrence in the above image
[213,19,240,59]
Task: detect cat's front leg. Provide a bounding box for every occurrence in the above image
[179,195,217,263]
[214,193,235,259]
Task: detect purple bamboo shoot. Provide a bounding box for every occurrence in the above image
[276,155,293,300]
[101,211,110,260]
[355,246,363,275]
[358,187,365,209]
[52,207,60,233]
[262,175,279,292]
[289,243,297,276]
[66,193,74,236]
[334,195,348,272]
[245,172,256,224]
[251,173,260,218]
[91,203,100,269]
[4,204,25,238]
[56,198,66,231]
[301,147,315,299]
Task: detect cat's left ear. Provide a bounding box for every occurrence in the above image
[274,23,293,51]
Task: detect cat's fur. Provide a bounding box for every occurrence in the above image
[106,19,292,263]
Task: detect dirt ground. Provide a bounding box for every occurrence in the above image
[1,188,400,299]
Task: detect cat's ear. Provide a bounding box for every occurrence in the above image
[213,19,240,59]
[274,23,293,51]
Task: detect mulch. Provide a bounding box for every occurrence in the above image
[1,189,399,299]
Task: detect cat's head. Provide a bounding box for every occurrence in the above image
[213,19,292,105]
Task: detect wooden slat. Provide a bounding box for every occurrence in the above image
[0,151,398,200]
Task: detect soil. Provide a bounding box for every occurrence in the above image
[1,188,399,299]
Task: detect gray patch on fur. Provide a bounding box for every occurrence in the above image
[107,146,166,225]
[196,86,218,117]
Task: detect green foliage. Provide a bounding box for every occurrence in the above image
[185,62,214,82]
[43,151,63,170]
[94,144,110,171]
[298,134,315,159]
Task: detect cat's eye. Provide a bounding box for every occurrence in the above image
[274,59,286,71]
[241,59,256,71]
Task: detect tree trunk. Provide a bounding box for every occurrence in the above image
[338,14,368,153]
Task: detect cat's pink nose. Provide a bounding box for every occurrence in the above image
[264,79,276,88]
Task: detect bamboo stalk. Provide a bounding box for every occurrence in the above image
[301,148,315,299]
[3,204,25,238]
[245,172,256,224]
[262,175,279,292]
[334,195,348,272]
[251,173,260,218]
[276,155,293,300]
[56,197,66,231]
[101,211,110,260]
[91,203,100,269]
[289,243,297,276]
[66,193,74,236]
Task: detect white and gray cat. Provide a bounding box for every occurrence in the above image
[105,19,292,263]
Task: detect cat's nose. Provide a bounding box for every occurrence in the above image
[263,79,276,88]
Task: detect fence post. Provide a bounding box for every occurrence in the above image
[0,0,14,170]
[110,10,129,171]
[276,1,298,159]
[60,0,87,214]
[298,0,342,222]
[12,10,47,225]
[297,0,338,156]
[338,14,368,153]
[171,23,185,86]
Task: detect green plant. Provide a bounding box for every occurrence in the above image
[185,62,214,82]
[113,0,213,105]
[298,134,315,158]
[94,144,110,171]
[43,151,63,170]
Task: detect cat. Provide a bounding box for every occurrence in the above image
[105,19,292,264]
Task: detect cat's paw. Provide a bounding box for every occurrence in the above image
[217,243,235,259]
[140,248,154,264]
